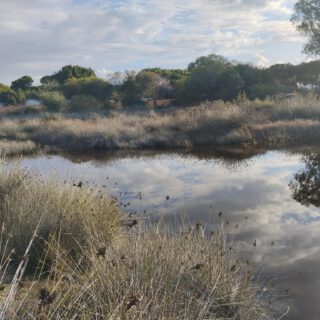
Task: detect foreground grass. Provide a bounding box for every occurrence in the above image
[0,162,278,319]
[0,162,119,270]
[1,94,320,152]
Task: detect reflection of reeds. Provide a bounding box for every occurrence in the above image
[0,161,280,319]
[1,94,320,152]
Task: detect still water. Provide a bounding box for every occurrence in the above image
[15,147,320,319]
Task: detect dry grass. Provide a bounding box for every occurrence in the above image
[0,224,275,320]
[1,94,320,152]
[0,161,280,319]
[0,162,120,271]
[0,140,37,156]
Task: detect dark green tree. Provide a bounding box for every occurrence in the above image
[120,71,140,105]
[11,76,33,91]
[62,78,112,101]
[295,60,320,85]
[188,54,231,71]
[40,65,96,85]
[289,153,320,207]
[182,54,243,102]
[292,0,320,55]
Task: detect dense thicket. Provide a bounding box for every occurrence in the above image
[2,55,320,109]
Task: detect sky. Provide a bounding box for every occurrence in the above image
[0,0,312,84]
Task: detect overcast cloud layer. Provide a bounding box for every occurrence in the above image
[0,0,307,84]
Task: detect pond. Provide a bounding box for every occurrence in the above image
[14,147,320,319]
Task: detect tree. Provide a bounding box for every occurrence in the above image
[135,71,171,98]
[11,76,33,91]
[295,60,320,85]
[292,0,320,55]
[107,71,127,85]
[188,54,230,71]
[62,78,112,101]
[40,65,96,85]
[120,71,140,105]
[143,68,189,84]
[69,94,101,112]
[289,153,320,207]
[0,83,10,95]
[182,54,243,102]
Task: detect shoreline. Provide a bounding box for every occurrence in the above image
[2,95,320,157]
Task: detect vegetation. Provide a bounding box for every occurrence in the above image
[0,163,119,270]
[292,0,320,55]
[1,94,320,152]
[0,82,26,106]
[62,77,112,101]
[290,152,320,207]
[0,162,275,319]
[0,140,37,156]
[10,75,33,91]
[38,91,67,112]
[69,94,101,112]
[40,65,96,85]
[2,52,320,109]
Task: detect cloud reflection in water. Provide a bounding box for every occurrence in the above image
[18,149,320,320]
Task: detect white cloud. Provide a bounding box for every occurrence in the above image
[0,0,307,84]
[255,53,270,67]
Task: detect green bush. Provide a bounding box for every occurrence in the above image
[39,91,67,112]
[0,89,26,105]
[69,94,101,112]
[11,75,33,91]
[62,78,112,101]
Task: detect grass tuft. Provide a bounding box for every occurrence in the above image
[0,161,280,319]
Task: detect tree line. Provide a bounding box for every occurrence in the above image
[1,0,320,111]
[1,56,320,111]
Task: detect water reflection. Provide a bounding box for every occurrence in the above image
[290,153,320,208]
[14,147,320,320]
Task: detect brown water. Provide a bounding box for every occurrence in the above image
[14,147,320,319]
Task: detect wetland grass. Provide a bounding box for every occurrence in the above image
[0,161,281,319]
[1,94,320,152]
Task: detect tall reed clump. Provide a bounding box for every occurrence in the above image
[0,162,279,319]
[1,223,275,320]
[0,161,120,271]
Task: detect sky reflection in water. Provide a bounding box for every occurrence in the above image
[17,149,320,320]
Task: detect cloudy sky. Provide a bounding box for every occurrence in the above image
[0,0,310,84]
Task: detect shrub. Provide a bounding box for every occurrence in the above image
[62,78,112,101]
[39,91,67,112]
[0,83,10,94]
[0,89,26,105]
[69,94,101,112]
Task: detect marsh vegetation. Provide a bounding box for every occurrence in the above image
[0,161,276,319]
[1,94,320,155]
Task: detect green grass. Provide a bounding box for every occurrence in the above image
[0,161,279,319]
